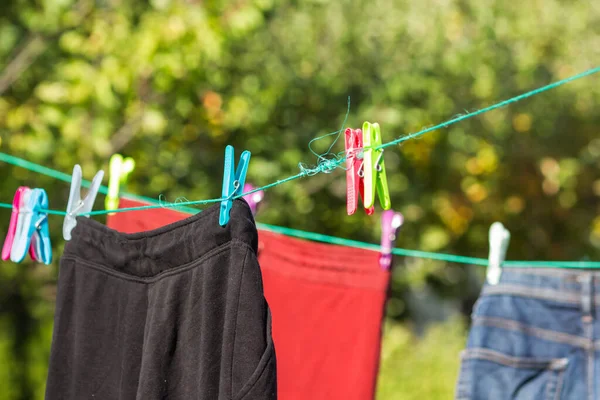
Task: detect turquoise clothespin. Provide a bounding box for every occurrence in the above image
[362,121,392,210]
[11,188,52,265]
[219,145,251,226]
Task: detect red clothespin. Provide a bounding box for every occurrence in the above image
[380,210,403,270]
[243,183,264,216]
[344,128,374,216]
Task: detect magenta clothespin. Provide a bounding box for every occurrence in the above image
[243,183,264,216]
[2,186,38,261]
[380,210,404,270]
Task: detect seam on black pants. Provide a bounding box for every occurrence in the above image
[231,246,250,398]
[77,201,223,241]
[235,314,275,400]
[60,240,253,283]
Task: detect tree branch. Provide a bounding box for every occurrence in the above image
[0,0,94,96]
[108,113,144,155]
[0,34,47,95]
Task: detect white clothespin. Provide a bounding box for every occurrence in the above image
[63,165,104,241]
[487,222,511,285]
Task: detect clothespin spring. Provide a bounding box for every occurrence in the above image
[357,151,384,176]
[34,215,47,229]
[229,181,240,197]
[374,150,384,172]
[68,201,85,218]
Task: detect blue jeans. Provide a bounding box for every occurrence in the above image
[456,267,599,400]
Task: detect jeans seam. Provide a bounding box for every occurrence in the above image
[545,367,563,400]
[554,367,565,400]
[588,349,593,400]
[545,369,554,400]
[455,353,471,400]
[462,348,567,369]
[482,285,580,304]
[473,316,590,349]
[482,283,600,305]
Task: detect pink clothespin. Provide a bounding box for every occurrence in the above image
[2,187,38,261]
[345,128,374,216]
[243,183,264,216]
[380,210,404,270]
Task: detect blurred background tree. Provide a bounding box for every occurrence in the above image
[0,0,599,398]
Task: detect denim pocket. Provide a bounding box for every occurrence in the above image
[455,348,568,400]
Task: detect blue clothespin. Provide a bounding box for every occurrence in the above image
[219,145,251,226]
[11,188,52,265]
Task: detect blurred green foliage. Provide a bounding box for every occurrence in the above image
[377,319,465,399]
[1,0,599,398]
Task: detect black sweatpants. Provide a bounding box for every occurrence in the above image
[45,199,277,399]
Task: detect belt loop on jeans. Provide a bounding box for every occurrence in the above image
[579,274,593,319]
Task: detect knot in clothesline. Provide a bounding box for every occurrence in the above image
[298,154,343,177]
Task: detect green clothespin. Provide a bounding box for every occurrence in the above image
[362,121,391,210]
[105,154,135,215]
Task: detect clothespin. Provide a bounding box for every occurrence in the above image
[344,128,374,216]
[29,189,52,265]
[16,188,40,262]
[380,210,404,270]
[10,189,52,265]
[105,154,135,215]
[242,183,264,216]
[362,122,392,211]
[487,222,511,285]
[219,145,251,226]
[2,187,31,261]
[63,165,104,241]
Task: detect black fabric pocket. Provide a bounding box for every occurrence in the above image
[234,309,277,400]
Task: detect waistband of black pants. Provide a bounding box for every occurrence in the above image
[63,199,258,278]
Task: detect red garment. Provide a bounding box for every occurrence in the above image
[258,230,389,400]
[105,198,189,233]
[107,198,390,400]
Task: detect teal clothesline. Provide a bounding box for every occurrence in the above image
[1,66,600,267]
[1,155,600,268]
[1,66,598,216]
[258,224,600,269]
